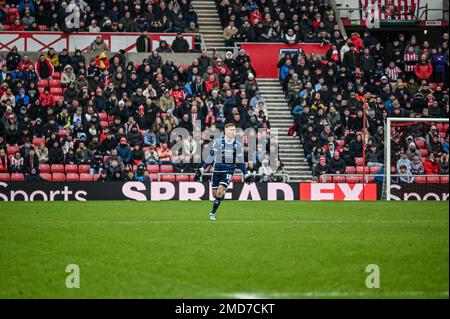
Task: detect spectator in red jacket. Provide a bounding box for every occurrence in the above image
[351,33,364,52]
[423,153,438,175]
[34,54,54,80]
[205,74,219,94]
[10,18,25,31]
[414,54,433,81]
[18,55,33,72]
[39,87,55,107]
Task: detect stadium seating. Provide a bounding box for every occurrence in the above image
[66,173,80,182]
[52,173,66,181]
[10,173,24,181]
[0,173,11,181]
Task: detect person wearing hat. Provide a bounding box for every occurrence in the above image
[171,33,190,53]
[116,137,132,165]
[328,151,346,174]
[156,40,173,53]
[134,162,151,182]
[313,155,329,178]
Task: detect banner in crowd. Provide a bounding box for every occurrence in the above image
[360,0,419,20]
[239,43,331,78]
[0,32,195,52]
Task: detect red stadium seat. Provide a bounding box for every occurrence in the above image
[52,173,66,181]
[52,71,61,79]
[419,149,428,157]
[50,87,62,95]
[58,129,70,138]
[66,173,80,181]
[39,164,50,173]
[414,176,427,183]
[356,166,369,174]
[7,145,19,155]
[160,165,173,173]
[332,175,346,183]
[436,124,444,132]
[232,175,243,182]
[188,174,195,181]
[175,175,190,182]
[415,139,425,149]
[37,80,49,88]
[10,173,24,181]
[93,174,100,181]
[0,173,10,181]
[439,132,446,138]
[147,165,159,173]
[51,164,64,173]
[65,164,78,173]
[49,79,61,87]
[160,174,175,181]
[150,173,159,181]
[355,157,364,166]
[79,173,93,181]
[38,24,47,31]
[369,166,382,174]
[39,173,52,181]
[336,140,345,148]
[346,176,362,183]
[32,137,46,146]
[345,166,356,174]
[441,176,449,184]
[427,176,440,184]
[78,165,91,174]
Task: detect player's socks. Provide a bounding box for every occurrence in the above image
[210,197,223,215]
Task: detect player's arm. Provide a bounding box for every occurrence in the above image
[200,139,219,172]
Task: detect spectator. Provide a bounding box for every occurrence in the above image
[172,33,190,53]
[438,153,449,175]
[88,36,109,54]
[414,54,433,82]
[423,153,438,175]
[410,154,425,175]
[398,164,414,184]
[34,54,54,80]
[136,32,151,53]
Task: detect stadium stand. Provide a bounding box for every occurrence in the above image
[277,30,449,183]
[0,0,448,185]
[0,39,279,182]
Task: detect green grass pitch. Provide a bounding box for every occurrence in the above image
[0,201,448,299]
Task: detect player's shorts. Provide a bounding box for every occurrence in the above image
[211,172,233,189]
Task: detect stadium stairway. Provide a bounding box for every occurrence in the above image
[192,0,225,49]
[257,78,312,182]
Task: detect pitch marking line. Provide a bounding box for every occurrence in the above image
[223,291,450,299]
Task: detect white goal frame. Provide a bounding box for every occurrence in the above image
[386,117,449,201]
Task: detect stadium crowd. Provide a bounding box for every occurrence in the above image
[217,0,340,46]
[0,0,200,35]
[277,31,449,183]
[0,45,287,182]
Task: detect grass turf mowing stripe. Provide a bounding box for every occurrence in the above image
[0,201,448,298]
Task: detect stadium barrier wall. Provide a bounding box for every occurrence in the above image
[0,31,196,52]
[238,43,331,78]
[0,182,447,201]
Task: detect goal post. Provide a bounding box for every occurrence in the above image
[386,117,449,201]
